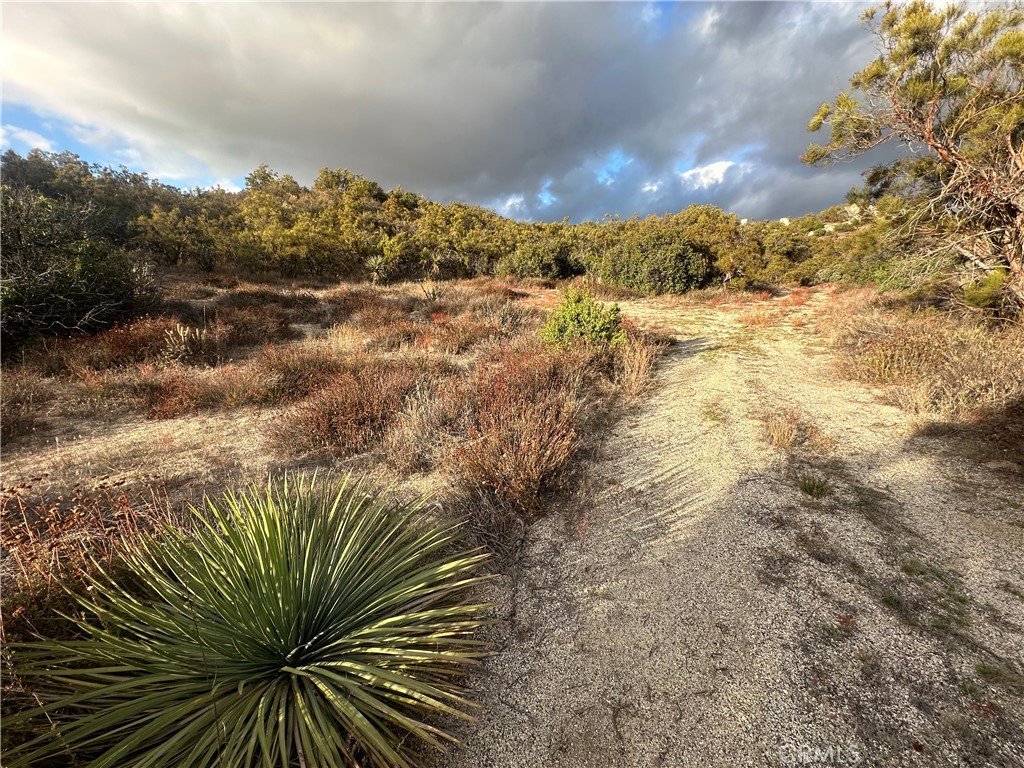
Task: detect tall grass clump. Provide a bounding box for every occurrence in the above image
[5,475,488,768]
[614,332,664,397]
[450,342,599,522]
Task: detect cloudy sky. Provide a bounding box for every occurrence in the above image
[2,2,886,221]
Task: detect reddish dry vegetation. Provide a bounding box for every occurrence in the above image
[1,277,662,570]
[0,474,177,642]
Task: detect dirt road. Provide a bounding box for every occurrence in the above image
[438,291,1024,768]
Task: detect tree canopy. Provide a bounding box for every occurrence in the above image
[803,0,1024,298]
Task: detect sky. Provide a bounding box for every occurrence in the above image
[2,1,889,222]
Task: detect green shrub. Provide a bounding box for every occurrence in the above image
[496,238,579,280]
[540,289,625,347]
[962,269,1008,309]
[1,186,159,356]
[5,475,488,768]
[599,236,715,294]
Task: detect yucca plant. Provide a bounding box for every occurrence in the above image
[5,475,489,768]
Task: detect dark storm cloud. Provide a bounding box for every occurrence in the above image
[2,2,884,220]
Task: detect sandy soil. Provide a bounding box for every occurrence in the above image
[437,291,1024,768]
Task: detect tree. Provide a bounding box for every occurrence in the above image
[803,1,1024,299]
[1,185,157,353]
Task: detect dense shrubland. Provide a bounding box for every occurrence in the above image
[5,139,1018,357]
[0,149,925,355]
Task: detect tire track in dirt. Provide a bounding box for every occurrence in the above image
[438,292,1024,768]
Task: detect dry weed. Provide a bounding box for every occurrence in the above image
[780,287,812,307]
[615,333,663,397]
[739,309,781,328]
[446,340,602,517]
[271,358,420,457]
[1,475,177,642]
[762,408,835,454]
[828,303,1024,418]
[251,342,347,401]
[1,370,50,440]
[29,316,182,375]
[763,411,801,450]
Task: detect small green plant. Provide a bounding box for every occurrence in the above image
[962,269,1008,309]
[540,288,625,348]
[797,474,832,499]
[6,475,489,768]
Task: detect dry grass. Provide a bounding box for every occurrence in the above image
[821,290,1024,419]
[27,316,183,375]
[1,475,177,642]
[270,357,422,457]
[763,410,801,450]
[364,319,428,351]
[615,332,665,397]
[212,305,296,347]
[382,381,459,474]
[141,364,275,418]
[780,287,813,308]
[738,309,783,328]
[0,370,51,440]
[1,276,667,738]
[250,342,347,401]
[762,408,836,454]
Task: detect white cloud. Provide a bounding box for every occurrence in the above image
[640,4,661,26]
[642,180,662,193]
[695,8,720,38]
[210,178,243,193]
[499,194,527,218]
[679,160,736,189]
[1,123,55,152]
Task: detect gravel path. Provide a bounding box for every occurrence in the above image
[437,291,1024,768]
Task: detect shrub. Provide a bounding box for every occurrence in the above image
[214,306,294,347]
[540,289,626,348]
[1,186,158,355]
[274,360,420,455]
[448,342,598,519]
[495,238,579,280]
[961,269,1010,312]
[0,370,49,440]
[4,475,488,768]
[252,343,347,401]
[28,316,182,375]
[598,233,716,294]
